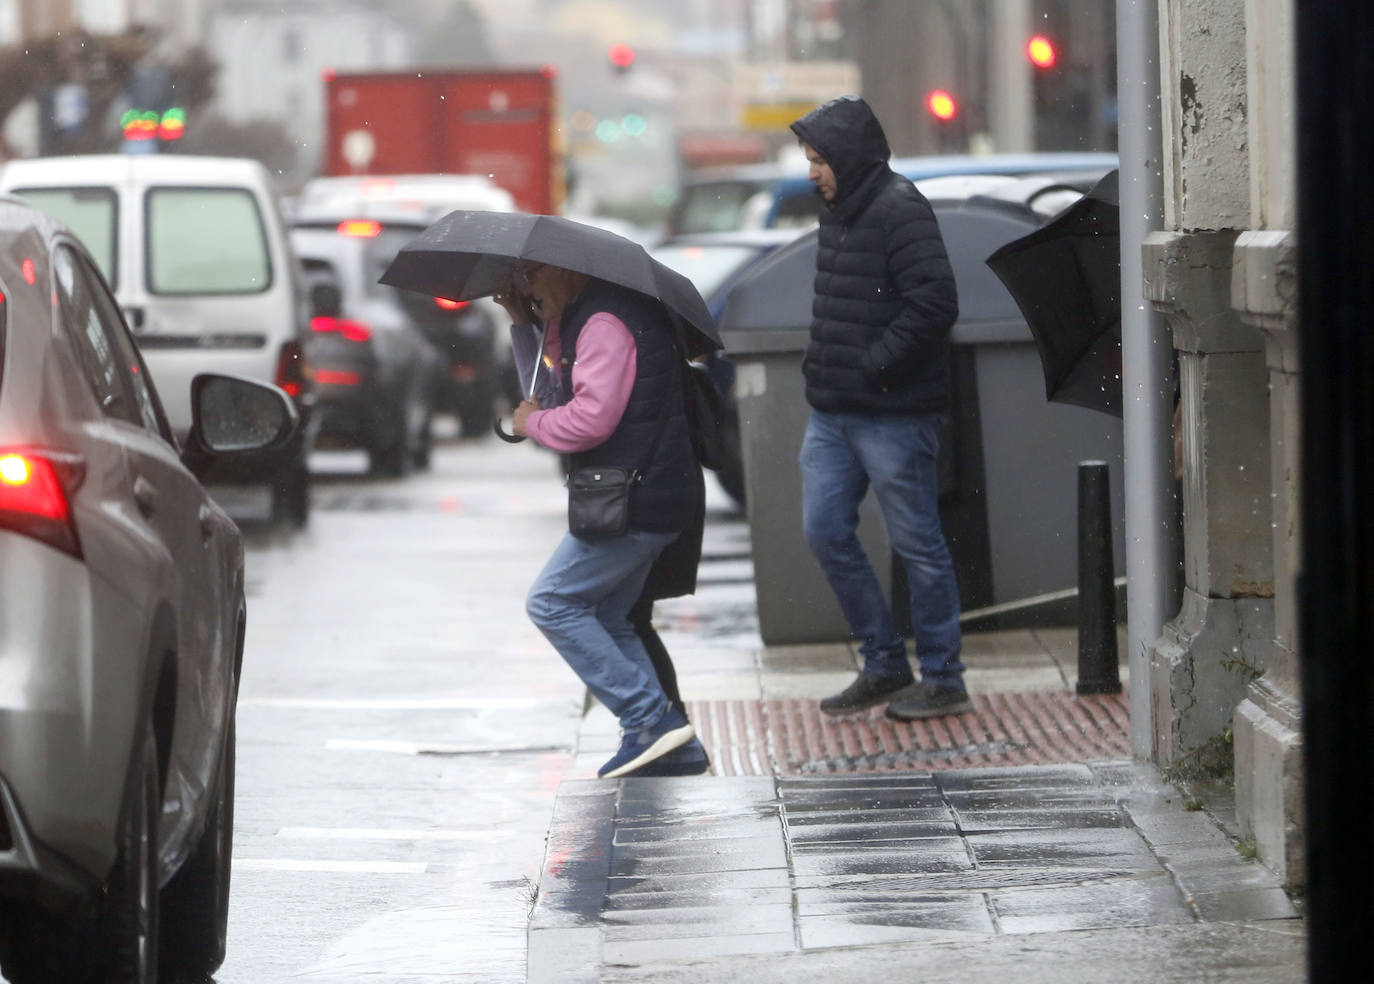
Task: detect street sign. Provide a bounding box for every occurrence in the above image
[739,101,822,132]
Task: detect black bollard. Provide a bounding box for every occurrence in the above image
[1076,461,1121,695]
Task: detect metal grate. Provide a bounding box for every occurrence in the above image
[687,691,1131,777]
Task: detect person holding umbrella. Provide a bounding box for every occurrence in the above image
[789,95,971,721]
[492,260,704,778]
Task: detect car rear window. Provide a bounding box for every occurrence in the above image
[10,187,118,286]
[672,181,774,235]
[146,187,271,294]
[651,243,766,302]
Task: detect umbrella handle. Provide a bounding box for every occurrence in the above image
[494,418,526,443]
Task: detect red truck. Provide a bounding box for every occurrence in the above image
[322,68,561,214]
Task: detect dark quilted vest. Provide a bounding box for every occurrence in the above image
[558,281,699,534]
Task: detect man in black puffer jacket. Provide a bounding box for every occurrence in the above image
[790,95,970,721]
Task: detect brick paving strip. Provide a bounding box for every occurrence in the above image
[688,691,1132,776]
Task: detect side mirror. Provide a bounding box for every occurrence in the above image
[310,282,343,319]
[182,374,299,476]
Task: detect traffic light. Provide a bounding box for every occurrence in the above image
[926,89,958,123]
[608,43,635,74]
[1026,35,1057,69]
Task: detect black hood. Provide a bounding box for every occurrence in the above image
[790,95,892,207]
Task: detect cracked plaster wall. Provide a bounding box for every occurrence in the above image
[1161,0,1249,232]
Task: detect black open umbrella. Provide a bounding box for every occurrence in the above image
[985,169,1122,416]
[379,210,722,359]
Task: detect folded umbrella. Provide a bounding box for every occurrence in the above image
[985,169,1122,417]
[379,210,722,360]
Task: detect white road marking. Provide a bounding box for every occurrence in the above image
[235,859,428,874]
[238,696,549,710]
[276,826,510,843]
[324,737,567,755]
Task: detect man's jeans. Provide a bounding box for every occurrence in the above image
[527,529,678,730]
[801,409,965,686]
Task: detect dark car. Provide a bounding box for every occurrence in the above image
[288,216,456,475]
[0,195,299,983]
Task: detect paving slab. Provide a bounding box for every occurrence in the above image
[529,763,1303,982]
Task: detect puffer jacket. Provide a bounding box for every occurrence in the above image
[790,96,959,414]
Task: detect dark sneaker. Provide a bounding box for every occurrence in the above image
[885,681,974,721]
[819,672,915,716]
[627,737,712,777]
[598,708,695,778]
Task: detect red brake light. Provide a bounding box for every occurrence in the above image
[276,340,307,398]
[310,316,373,342]
[337,219,382,238]
[434,297,469,311]
[314,369,362,386]
[21,258,36,285]
[0,451,82,557]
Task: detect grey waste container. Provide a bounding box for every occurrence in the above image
[723,327,894,647]
[720,194,1126,647]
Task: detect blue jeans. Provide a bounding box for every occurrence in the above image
[527,529,679,730]
[800,409,965,687]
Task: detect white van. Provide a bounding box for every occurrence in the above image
[0,154,315,525]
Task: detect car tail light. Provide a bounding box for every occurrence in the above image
[276,340,307,399]
[337,219,382,238]
[310,316,373,342]
[314,369,362,386]
[435,297,470,311]
[0,451,83,558]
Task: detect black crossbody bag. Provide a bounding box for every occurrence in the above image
[566,396,671,540]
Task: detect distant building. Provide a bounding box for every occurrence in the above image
[206,2,413,180]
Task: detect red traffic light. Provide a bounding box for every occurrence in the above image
[1027,35,1057,68]
[926,89,958,122]
[608,43,636,71]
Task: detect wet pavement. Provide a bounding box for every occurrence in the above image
[529,765,1304,982]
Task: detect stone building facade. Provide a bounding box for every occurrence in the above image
[1144,0,1303,889]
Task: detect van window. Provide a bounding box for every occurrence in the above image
[146,187,272,294]
[12,187,118,285]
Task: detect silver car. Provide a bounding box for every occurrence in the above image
[0,196,298,983]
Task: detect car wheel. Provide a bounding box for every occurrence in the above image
[457,377,496,438]
[160,714,235,979]
[271,457,310,528]
[714,418,746,509]
[413,407,434,471]
[99,722,161,984]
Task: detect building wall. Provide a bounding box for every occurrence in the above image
[1147,0,1303,890]
[207,2,412,181]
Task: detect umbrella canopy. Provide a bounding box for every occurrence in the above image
[379,210,722,358]
[985,169,1122,416]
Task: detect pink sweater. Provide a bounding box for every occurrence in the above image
[525,311,638,453]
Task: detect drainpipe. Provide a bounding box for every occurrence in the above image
[1116,0,1173,758]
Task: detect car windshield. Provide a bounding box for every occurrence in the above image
[146,187,271,294]
[651,243,766,301]
[11,187,118,285]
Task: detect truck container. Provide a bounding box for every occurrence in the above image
[323,68,560,214]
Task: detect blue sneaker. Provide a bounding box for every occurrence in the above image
[628,737,712,777]
[598,708,695,778]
